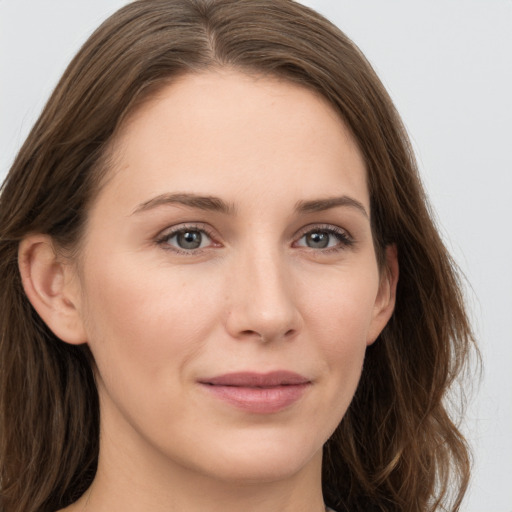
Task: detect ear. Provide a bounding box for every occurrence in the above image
[18,234,87,345]
[367,244,399,345]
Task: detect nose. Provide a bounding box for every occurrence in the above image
[224,245,302,343]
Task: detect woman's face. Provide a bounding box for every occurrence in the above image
[71,70,396,484]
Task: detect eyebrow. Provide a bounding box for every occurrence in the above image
[132,192,368,218]
[132,193,235,215]
[295,196,369,218]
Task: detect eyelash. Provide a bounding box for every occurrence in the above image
[155,223,354,255]
[294,224,354,253]
[155,224,218,255]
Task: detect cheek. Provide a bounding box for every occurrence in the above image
[302,261,380,344]
[79,255,223,384]
[300,262,380,394]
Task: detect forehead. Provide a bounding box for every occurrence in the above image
[93,70,368,215]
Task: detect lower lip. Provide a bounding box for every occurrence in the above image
[200,383,310,414]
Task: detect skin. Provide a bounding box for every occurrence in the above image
[20,70,397,512]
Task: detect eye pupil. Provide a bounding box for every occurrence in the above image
[306,231,329,248]
[177,230,202,249]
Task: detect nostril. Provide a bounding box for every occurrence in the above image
[238,329,296,343]
[241,330,257,336]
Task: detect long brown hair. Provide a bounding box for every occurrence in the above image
[0,1,476,510]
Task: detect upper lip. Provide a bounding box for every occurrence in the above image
[199,371,310,387]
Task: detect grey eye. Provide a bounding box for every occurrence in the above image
[157,225,216,253]
[175,230,204,249]
[296,227,352,250]
[304,231,330,248]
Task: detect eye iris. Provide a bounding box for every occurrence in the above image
[306,231,329,248]
[177,230,202,249]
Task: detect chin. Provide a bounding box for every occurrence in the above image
[181,428,324,484]
[206,455,318,484]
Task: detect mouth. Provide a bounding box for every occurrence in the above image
[198,371,312,414]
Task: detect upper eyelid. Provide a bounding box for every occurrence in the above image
[157,222,215,237]
[154,222,353,246]
[155,223,217,246]
[293,223,352,239]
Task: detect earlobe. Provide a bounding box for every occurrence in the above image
[18,235,87,345]
[367,244,399,345]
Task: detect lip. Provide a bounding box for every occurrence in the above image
[198,371,311,414]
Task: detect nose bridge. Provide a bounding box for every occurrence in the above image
[226,239,300,342]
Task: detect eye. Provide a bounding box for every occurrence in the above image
[295,226,353,250]
[156,225,215,252]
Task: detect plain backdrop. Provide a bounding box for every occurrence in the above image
[1,1,511,511]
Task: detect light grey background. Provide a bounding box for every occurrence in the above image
[1,1,511,510]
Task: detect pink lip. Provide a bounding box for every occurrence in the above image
[198,371,311,414]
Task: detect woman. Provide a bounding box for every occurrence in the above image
[0,1,475,511]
